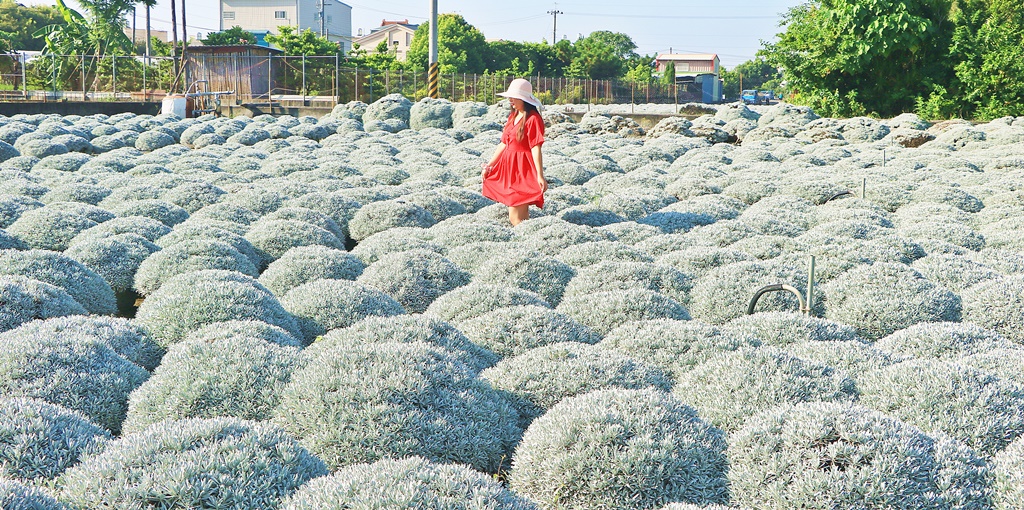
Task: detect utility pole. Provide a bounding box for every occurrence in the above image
[547,10,562,44]
[428,0,438,98]
[319,0,331,37]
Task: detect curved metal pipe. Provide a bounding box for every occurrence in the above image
[746,283,806,315]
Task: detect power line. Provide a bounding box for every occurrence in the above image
[563,11,778,20]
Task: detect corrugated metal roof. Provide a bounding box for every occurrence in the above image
[656,53,719,61]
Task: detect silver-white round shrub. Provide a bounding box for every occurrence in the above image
[0,249,116,315]
[0,397,109,482]
[133,130,176,152]
[562,260,692,304]
[109,198,189,226]
[70,215,171,245]
[556,240,654,267]
[874,321,1016,361]
[58,417,328,509]
[409,97,454,130]
[0,478,69,510]
[135,269,302,348]
[857,359,1024,455]
[910,252,1003,293]
[188,319,302,348]
[598,319,760,377]
[557,288,690,335]
[63,233,158,294]
[723,311,864,347]
[280,279,405,343]
[993,436,1024,508]
[0,332,148,433]
[473,250,575,306]
[655,246,756,279]
[316,314,498,372]
[481,342,672,422]
[820,262,962,340]
[5,207,97,251]
[133,239,258,295]
[156,221,262,268]
[122,335,302,434]
[362,93,413,125]
[961,275,1024,343]
[0,315,162,371]
[687,261,813,325]
[0,276,86,332]
[281,456,538,510]
[356,249,470,314]
[348,199,437,241]
[273,341,521,472]
[727,402,993,509]
[0,194,43,228]
[510,388,729,509]
[425,283,551,324]
[243,218,345,263]
[457,305,600,359]
[783,339,903,375]
[258,245,364,297]
[673,347,858,432]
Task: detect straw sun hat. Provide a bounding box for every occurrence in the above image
[497,78,543,110]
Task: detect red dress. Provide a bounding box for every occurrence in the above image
[482,111,545,208]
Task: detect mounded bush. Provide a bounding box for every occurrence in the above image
[481,342,672,422]
[316,314,498,372]
[723,311,864,347]
[688,261,814,325]
[134,238,258,296]
[457,305,600,359]
[188,319,302,348]
[156,222,262,269]
[0,193,43,228]
[134,130,175,152]
[122,335,302,434]
[135,269,302,348]
[473,250,575,306]
[557,288,690,335]
[64,233,158,294]
[961,275,1024,343]
[362,93,413,125]
[598,319,760,377]
[356,249,470,313]
[58,418,328,509]
[0,315,162,371]
[0,332,148,433]
[110,199,190,227]
[556,240,653,267]
[348,199,437,241]
[820,262,962,340]
[783,339,903,375]
[673,347,858,432]
[509,388,729,509]
[0,276,86,332]
[910,253,1002,293]
[0,478,69,510]
[70,214,171,245]
[562,260,692,304]
[993,436,1024,508]
[281,456,538,510]
[857,359,1024,455]
[244,219,345,263]
[655,246,756,279]
[874,321,1016,361]
[280,279,405,344]
[0,397,110,482]
[274,341,521,472]
[0,249,116,315]
[425,283,551,324]
[727,402,993,509]
[5,207,97,251]
[258,245,364,297]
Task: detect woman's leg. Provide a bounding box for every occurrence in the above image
[509,205,530,226]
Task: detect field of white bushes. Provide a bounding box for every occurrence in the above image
[1,93,1024,509]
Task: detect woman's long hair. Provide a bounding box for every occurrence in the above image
[516,102,539,142]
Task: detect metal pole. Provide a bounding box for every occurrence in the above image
[547,10,562,44]
[335,53,339,105]
[302,54,306,103]
[268,55,273,104]
[81,55,86,101]
[21,52,26,99]
[428,0,438,98]
[805,256,816,315]
[112,55,117,98]
[861,178,867,199]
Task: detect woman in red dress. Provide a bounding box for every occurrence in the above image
[481,78,547,226]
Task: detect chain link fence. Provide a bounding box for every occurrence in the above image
[0,52,709,107]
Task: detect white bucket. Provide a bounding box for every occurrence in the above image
[161,95,187,118]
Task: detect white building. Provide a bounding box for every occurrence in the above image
[219,0,353,53]
[352,20,419,62]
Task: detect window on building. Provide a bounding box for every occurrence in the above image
[274,11,286,19]
[223,11,235,19]
[406,34,411,45]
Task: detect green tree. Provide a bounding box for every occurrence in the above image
[762,0,956,117]
[625,60,653,83]
[0,0,63,51]
[940,0,1024,119]
[568,30,638,79]
[661,60,675,86]
[265,25,338,56]
[406,13,488,73]
[201,26,257,46]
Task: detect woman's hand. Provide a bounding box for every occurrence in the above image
[481,162,493,177]
[537,174,548,193]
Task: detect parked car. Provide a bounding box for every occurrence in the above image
[741,89,758,104]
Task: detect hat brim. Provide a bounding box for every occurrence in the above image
[497,91,543,110]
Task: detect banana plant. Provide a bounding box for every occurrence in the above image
[32,0,134,91]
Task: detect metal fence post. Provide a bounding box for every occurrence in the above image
[81,55,86,100]
[268,55,273,104]
[21,52,27,99]
[335,54,339,105]
[301,54,306,103]
[112,55,117,98]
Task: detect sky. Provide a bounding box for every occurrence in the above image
[22,0,806,69]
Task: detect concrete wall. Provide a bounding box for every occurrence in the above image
[0,102,162,117]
